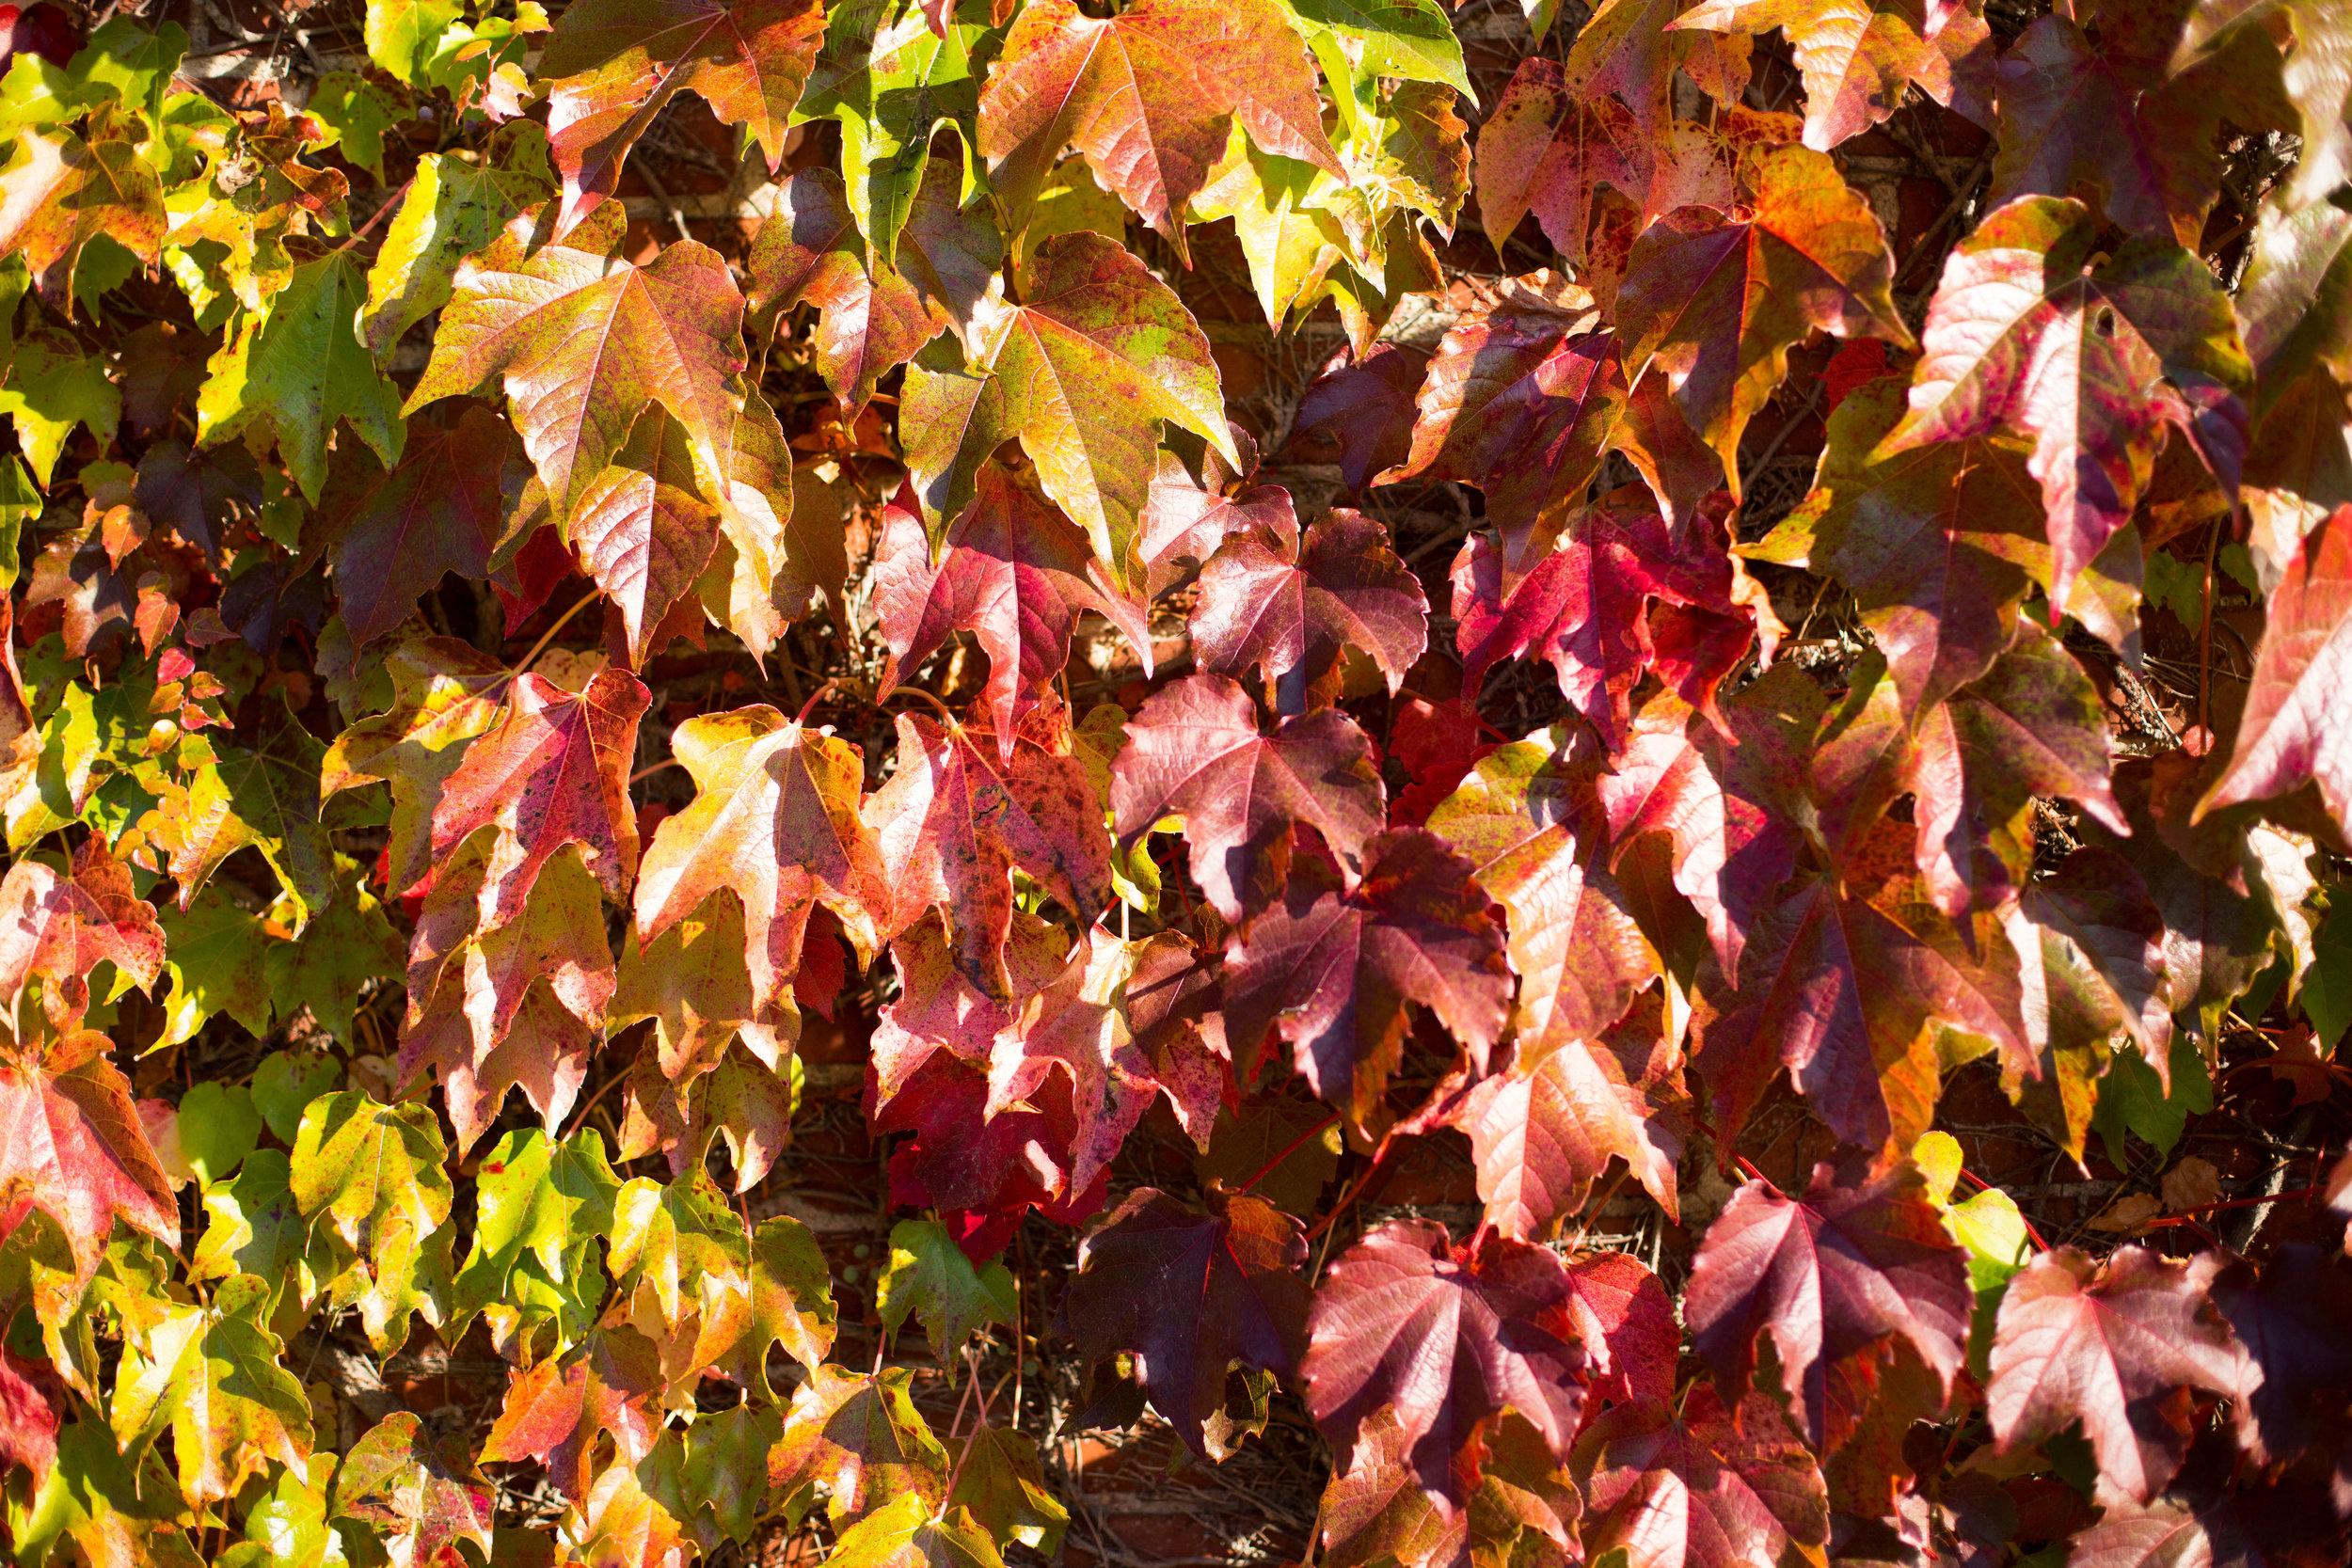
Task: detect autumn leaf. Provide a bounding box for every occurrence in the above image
[769,1365,951,1526]
[0,113,164,307]
[863,711,1110,998]
[1877,195,2250,620]
[0,836,164,1032]
[1757,374,2046,717]
[1189,509,1428,709]
[901,231,1234,576]
[1378,277,1625,576]
[1570,1387,1830,1568]
[977,0,1339,243]
[333,1412,496,1567]
[322,636,512,902]
[745,165,998,416]
[1684,1153,1970,1449]
[1455,987,1689,1236]
[1476,59,1652,267]
[0,1030,179,1275]
[1616,145,1909,495]
[151,691,340,927]
[1597,669,1820,976]
[425,667,650,925]
[1449,494,1756,747]
[328,404,531,649]
[1564,1249,1679,1412]
[1427,721,1659,1049]
[481,1323,665,1500]
[1694,819,2029,1154]
[1109,673,1386,924]
[405,230,747,523]
[1289,342,1429,493]
[1987,1245,2248,1502]
[1065,1187,1310,1463]
[634,703,882,1023]
[108,1275,313,1509]
[873,467,1147,756]
[2195,502,2352,832]
[1225,832,1511,1119]
[1669,0,1991,151]
[568,406,723,667]
[1304,1218,1587,1498]
[538,0,827,229]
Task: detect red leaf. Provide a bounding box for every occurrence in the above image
[1304,1218,1588,1500]
[1383,278,1627,578]
[1065,1187,1309,1462]
[1454,985,1689,1235]
[977,0,1339,245]
[863,712,1111,998]
[540,0,827,228]
[1616,146,1909,492]
[0,1350,57,1487]
[1669,0,1992,151]
[1988,1246,2249,1503]
[1684,1153,1971,1449]
[1562,1250,1678,1414]
[1597,669,1820,975]
[0,837,165,1032]
[1693,820,2028,1154]
[2196,502,2352,833]
[1387,697,1495,830]
[424,668,652,924]
[1109,673,1386,924]
[330,406,528,649]
[1879,196,2250,620]
[1450,491,1754,748]
[633,704,885,1019]
[1570,1387,1831,1568]
[1136,438,1299,596]
[873,468,1146,758]
[481,1324,664,1500]
[0,1031,180,1274]
[1477,59,1653,268]
[1288,344,1430,494]
[1190,510,1429,707]
[1223,831,1511,1121]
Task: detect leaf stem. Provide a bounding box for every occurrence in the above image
[512,592,597,674]
[1955,1167,2050,1254]
[878,684,961,728]
[335,173,416,254]
[1236,1111,1341,1197]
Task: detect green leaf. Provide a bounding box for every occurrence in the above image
[0,328,121,485]
[250,1051,343,1145]
[0,19,190,129]
[453,1127,620,1365]
[154,889,278,1047]
[608,1168,751,1342]
[828,1495,1007,1568]
[366,0,468,84]
[901,230,1234,576]
[262,862,406,1044]
[190,1149,315,1309]
[798,0,989,266]
[8,1418,198,1568]
[109,1274,314,1509]
[2091,1035,2214,1171]
[360,134,554,357]
[948,1427,1068,1557]
[2303,897,2352,1050]
[1273,0,1468,92]
[173,1082,262,1187]
[877,1218,1016,1361]
[195,250,405,502]
[704,1215,838,1401]
[220,1455,346,1568]
[151,691,338,928]
[289,1090,456,1353]
[305,71,409,182]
